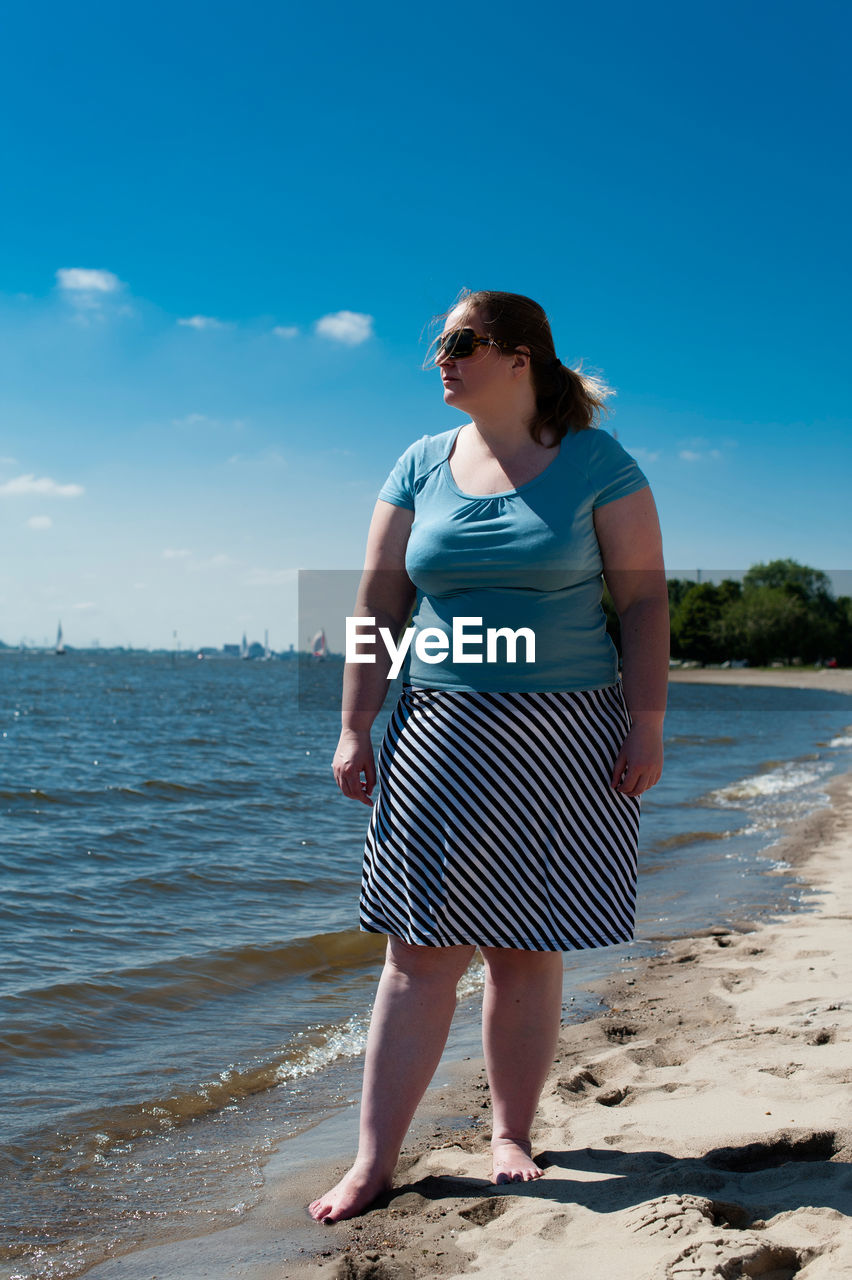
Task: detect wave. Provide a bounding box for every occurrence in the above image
[0,930,387,1062]
[1,1009,373,1180]
[0,775,259,807]
[706,760,830,806]
[0,786,84,807]
[2,960,489,1173]
[117,778,258,799]
[652,829,734,851]
[665,734,737,747]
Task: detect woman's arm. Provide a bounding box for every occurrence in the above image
[334,499,416,806]
[593,486,669,797]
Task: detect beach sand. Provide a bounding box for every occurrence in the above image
[83,671,852,1280]
[668,665,852,695]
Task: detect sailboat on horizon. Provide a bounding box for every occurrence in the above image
[309,628,327,660]
[55,621,66,656]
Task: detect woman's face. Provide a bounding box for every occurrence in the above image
[437,305,514,411]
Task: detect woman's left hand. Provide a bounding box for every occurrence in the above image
[611,722,664,797]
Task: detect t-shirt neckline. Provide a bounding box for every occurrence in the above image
[442,424,563,500]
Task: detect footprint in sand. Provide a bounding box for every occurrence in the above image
[627,1193,716,1238]
[556,1068,600,1095]
[457,1197,511,1227]
[664,1237,810,1278]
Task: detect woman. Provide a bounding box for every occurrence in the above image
[309,290,668,1224]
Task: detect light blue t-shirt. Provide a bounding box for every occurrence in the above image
[378,424,649,692]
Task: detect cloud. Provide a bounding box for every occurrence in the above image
[172,413,210,427]
[0,456,17,468]
[314,310,374,346]
[679,449,722,463]
[178,315,227,330]
[56,268,126,322]
[56,268,122,296]
[162,548,193,560]
[0,474,84,498]
[628,447,661,464]
[27,515,53,530]
[74,601,96,612]
[273,325,299,339]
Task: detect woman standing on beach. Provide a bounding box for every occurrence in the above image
[309,289,669,1224]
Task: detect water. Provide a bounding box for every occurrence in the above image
[2,652,851,1278]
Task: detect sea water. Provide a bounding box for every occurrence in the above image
[1,652,851,1278]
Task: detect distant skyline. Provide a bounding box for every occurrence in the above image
[1,1,850,649]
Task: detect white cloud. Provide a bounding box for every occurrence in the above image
[273,325,299,339]
[74,601,96,612]
[27,515,53,530]
[56,268,121,295]
[0,456,17,467]
[0,474,84,498]
[178,315,227,330]
[246,567,298,586]
[55,268,126,325]
[314,310,374,346]
[679,449,722,463]
[628,447,661,464]
[162,548,193,560]
[172,413,210,427]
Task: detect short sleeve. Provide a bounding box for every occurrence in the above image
[586,429,649,508]
[377,436,427,511]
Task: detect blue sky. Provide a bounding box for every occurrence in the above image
[1,0,849,650]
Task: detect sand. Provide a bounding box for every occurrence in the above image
[83,670,852,1280]
[286,772,852,1280]
[667,665,852,694]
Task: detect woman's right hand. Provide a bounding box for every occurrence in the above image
[332,728,376,806]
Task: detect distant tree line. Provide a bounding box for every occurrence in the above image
[605,559,851,667]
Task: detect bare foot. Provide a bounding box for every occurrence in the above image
[308,1161,392,1224]
[491,1136,544,1184]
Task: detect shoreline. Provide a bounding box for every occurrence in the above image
[667,666,852,694]
[293,773,852,1279]
[80,763,852,1280]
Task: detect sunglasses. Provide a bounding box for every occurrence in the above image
[434,327,516,362]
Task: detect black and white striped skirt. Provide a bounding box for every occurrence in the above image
[360,681,640,952]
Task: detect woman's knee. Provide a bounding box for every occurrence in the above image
[385,936,476,984]
[479,946,564,992]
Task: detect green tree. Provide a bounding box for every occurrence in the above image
[739,560,839,663]
[743,560,832,602]
[671,583,726,663]
[722,588,809,665]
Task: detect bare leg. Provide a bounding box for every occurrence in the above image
[479,946,563,1183]
[308,937,476,1223]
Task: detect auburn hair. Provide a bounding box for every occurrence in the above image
[426,289,614,445]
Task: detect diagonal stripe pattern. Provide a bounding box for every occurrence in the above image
[361,681,640,951]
